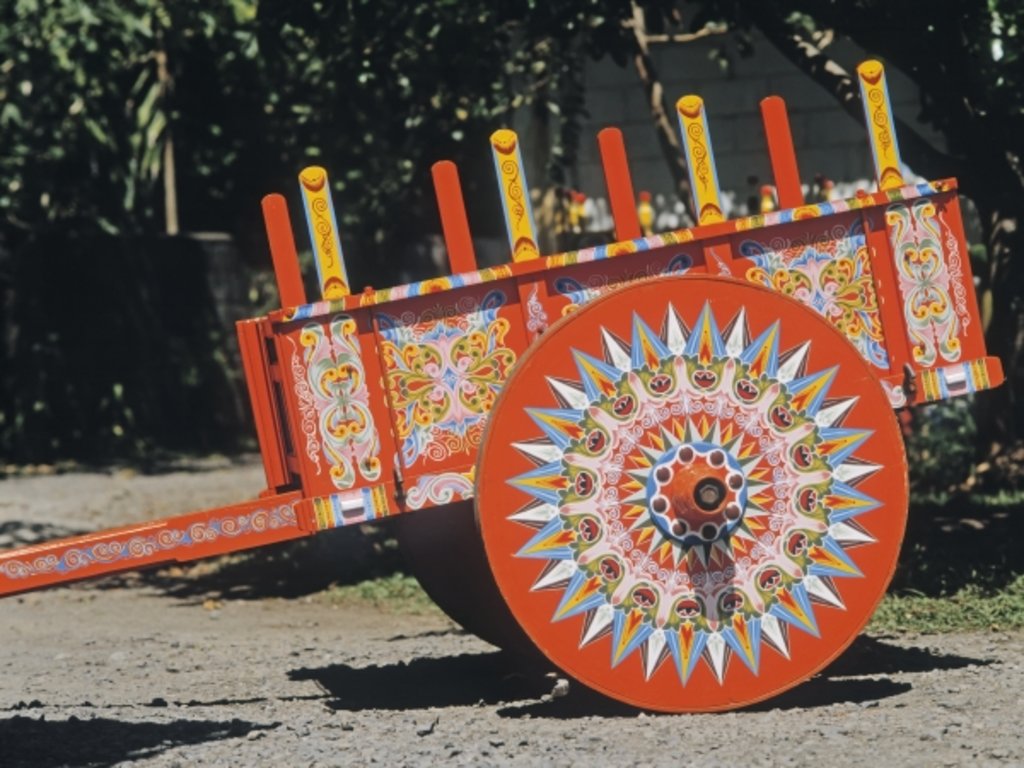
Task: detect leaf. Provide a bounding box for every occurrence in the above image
[135,79,162,129]
[83,117,113,148]
[0,102,23,127]
[145,110,167,153]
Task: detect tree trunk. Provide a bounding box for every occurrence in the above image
[627,2,695,221]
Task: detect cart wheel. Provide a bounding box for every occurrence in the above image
[394,501,532,653]
[476,276,908,712]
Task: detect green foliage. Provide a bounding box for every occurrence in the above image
[870,574,1024,633]
[318,572,441,615]
[250,0,664,278]
[0,0,665,263]
[906,400,978,493]
[894,489,1024,602]
[0,0,261,240]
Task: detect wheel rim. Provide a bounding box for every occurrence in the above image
[476,276,908,711]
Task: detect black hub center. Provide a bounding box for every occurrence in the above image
[694,477,727,512]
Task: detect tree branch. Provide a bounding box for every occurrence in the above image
[743,3,963,182]
[627,2,695,220]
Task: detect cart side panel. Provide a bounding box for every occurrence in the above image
[875,192,986,366]
[731,210,893,372]
[533,241,705,326]
[373,279,529,479]
[865,191,1002,402]
[271,307,399,504]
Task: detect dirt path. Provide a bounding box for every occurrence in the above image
[1,461,1022,766]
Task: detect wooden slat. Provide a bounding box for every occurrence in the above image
[261,194,308,308]
[759,96,805,209]
[431,160,478,274]
[597,127,643,241]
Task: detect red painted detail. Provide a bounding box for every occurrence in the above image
[0,493,305,597]
[261,194,308,308]
[431,161,478,274]
[597,128,643,241]
[759,97,805,209]
[926,194,988,363]
[237,318,292,491]
[860,209,913,379]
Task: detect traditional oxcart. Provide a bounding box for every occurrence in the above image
[0,61,1003,712]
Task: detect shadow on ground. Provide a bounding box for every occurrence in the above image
[291,650,554,711]
[0,714,272,768]
[87,523,406,603]
[0,520,87,549]
[822,634,987,677]
[290,633,986,717]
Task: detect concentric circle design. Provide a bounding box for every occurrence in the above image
[646,440,748,544]
[476,276,908,712]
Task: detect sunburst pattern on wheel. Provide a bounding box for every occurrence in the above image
[504,301,883,686]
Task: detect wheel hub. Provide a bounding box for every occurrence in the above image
[646,441,747,545]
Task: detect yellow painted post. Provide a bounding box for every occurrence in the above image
[676,95,725,226]
[298,166,350,299]
[490,129,540,262]
[856,60,905,191]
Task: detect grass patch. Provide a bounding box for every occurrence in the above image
[870,573,1024,633]
[316,572,442,616]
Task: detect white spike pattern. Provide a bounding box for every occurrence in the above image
[828,521,876,546]
[643,629,669,680]
[508,502,559,527]
[545,377,590,409]
[513,440,563,464]
[725,307,748,357]
[705,633,729,683]
[532,559,578,591]
[815,397,858,428]
[760,614,791,658]
[804,574,846,609]
[664,303,688,355]
[602,329,632,372]
[579,604,614,647]
[777,342,810,383]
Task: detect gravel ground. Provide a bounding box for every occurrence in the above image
[1,459,1023,767]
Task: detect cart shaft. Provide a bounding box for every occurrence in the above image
[0,492,305,597]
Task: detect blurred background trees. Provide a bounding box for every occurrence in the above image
[0,0,1020,489]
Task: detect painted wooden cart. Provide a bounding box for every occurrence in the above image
[0,61,1004,712]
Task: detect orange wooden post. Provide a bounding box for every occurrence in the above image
[597,128,643,241]
[759,96,805,209]
[431,160,478,274]
[260,194,308,308]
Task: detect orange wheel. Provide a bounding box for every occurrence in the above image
[476,276,907,712]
